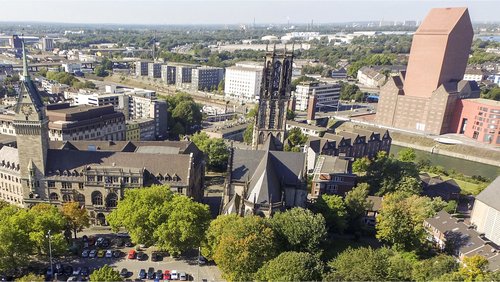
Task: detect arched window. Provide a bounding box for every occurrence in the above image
[106,192,118,208]
[62,194,71,202]
[76,193,85,206]
[49,193,59,201]
[91,191,103,206]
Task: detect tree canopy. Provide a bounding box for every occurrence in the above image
[256,252,324,282]
[311,194,347,233]
[89,265,123,282]
[190,132,229,172]
[163,93,202,137]
[61,202,90,239]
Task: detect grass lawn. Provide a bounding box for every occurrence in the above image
[420,172,485,196]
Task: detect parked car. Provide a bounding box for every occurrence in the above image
[163,270,171,280]
[138,269,146,280]
[124,241,134,247]
[81,267,90,276]
[105,249,113,258]
[179,272,187,281]
[81,249,90,258]
[137,252,146,261]
[198,256,207,265]
[171,270,178,280]
[67,276,77,282]
[120,268,129,278]
[72,267,81,276]
[89,249,97,258]
[97,249,105,258]
[127,249,136,259]
[151,251,161,262]
[113,250,122,258]
[147,268,155,280]
[155,270,163,280]
[63,265,73,276]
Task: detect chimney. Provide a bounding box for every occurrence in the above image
[307,94,317,122]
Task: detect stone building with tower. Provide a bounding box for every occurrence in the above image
[376,7,480,135]
[0,42,204,225]
[252,47,294,150]
[223,46,307,217]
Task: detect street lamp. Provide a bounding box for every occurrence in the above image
[46,230,54,280]
[197,246,201,282]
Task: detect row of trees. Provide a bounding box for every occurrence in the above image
[42,71,96,89]
[0,201,89,273]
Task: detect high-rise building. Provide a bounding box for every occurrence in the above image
[191,66,224,91]
[252,48,294,150]
[224,62,263,103]
[148,62,162,78]
[40,37,54,51]
[174,64,198,88]
[376,7,479,135]
[135,61,149,76]
[295,82,340,111]
[161,64,176,84]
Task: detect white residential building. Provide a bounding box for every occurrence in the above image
[357,66,386,88]
[471,176,500,246]
[224,62,263,103]
[295,81,341,111]
[62,62,82,74]
[463,68,484,83]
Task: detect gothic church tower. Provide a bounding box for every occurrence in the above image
[13,40,49,201]
[252,46,293,150]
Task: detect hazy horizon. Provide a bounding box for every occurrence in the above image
[0,0,499,26]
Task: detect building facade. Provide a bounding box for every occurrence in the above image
[148,62,162,79]
[295,81,340,111]
[40,37,54,51]
[135,61,149,76]
[453,98,500,146]
[310,155,356,199]
[161,64,176,85]
[175,64,197,88]
[224,62,263,103]
[191,66,224,91]
[471,176,500,246]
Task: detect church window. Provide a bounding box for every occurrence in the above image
[49,193,59,201]
[106,193,118,208]
[91,191,103,206]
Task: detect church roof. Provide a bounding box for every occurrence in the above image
[230,148,305,204]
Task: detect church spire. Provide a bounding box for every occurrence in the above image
[21,38,30,82]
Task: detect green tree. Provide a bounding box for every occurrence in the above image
[256,252,324,281]
[457,255,490,281]
[61,202,90,239]
[108,185,174,246]
[411,255,458,281]
[443,200,458,214]
[217,79,224,94]
[246,105,258,119]
[340,82,362,101]
[190,132,229,171]
[15,273,45,282]
[344,183,371,231]
[27,204,67,255]
[393,176,423,196]
[243,123,254,145]
[376,192,444,251]
[286,109,296,120]
[285,127,307,151]
[0,207,33,273]
[326,247,390,281]
[202,214,240,261]
[352,157,370,174]
[311,194,347,233]
[89,265,123,282]
[94,66,109,77]
[398,148,417,162]
[213,216,277,281]
[269,208,327,253]
[154,194,211,255]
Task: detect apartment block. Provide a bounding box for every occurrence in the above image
[191,66,224,91]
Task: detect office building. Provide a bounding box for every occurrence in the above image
[40,37,54,51]
[135,61,149,76]
[453,98,500,145]
[295,81,340,111]
[376,7,478,135]
[148,62,162,79]
[191,66,224,91]
[224,62,263,103]
[161,64,176,84]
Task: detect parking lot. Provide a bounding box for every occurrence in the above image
[47,230,223,282]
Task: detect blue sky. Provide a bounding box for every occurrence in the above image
[0,0,498,24]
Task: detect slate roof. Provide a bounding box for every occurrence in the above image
[15,80,45,114]
[476,176,500,211]
[230,148,305,204]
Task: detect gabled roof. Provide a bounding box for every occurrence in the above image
[476,176,500,211]
[247,151,282,204]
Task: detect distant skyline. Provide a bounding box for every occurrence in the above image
[0,0,499,25]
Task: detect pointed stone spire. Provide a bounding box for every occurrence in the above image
[21,38,30,82]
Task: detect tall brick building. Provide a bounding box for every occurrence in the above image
[376,7,480,135]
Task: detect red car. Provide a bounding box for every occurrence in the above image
[127,249,136,259]
[163,270,171,280]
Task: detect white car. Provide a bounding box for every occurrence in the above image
[171,270,178,280]
[89,249,97,258]
[105,250,113,258]
[81,249,89,258]
[72,267,81,276]
[179,272,187,281]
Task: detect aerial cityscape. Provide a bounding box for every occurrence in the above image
[0,0,500,281]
